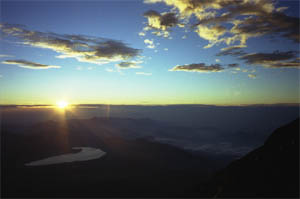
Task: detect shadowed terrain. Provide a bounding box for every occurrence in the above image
[2,118,217,197]
[206,118,299,198]
[1,116,299,197]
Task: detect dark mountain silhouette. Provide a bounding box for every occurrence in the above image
[2,118,217,198]
[206,118,299,198]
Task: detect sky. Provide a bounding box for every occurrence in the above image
[0,0,299,105]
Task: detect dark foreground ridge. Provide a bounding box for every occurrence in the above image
[206,118,299,198]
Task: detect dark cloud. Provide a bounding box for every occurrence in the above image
[115,61,142,69]
[169,63,224,73]
[228,63,239,68]
[2,59,60,69]
[0,23,141,64]
[240,51,300,68]
[230,12,300,44]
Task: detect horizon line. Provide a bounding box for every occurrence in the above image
[0,103,299,108]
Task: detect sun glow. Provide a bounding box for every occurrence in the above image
[56,100,69,109]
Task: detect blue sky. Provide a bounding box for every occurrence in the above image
[0,0,299,105]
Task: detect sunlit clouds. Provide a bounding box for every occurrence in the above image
[144,0,299,47]
[248,74,257,79]
[0,23,141,65]
[144,39,156,49]
[143,10,178,38]
[142,0,300,73]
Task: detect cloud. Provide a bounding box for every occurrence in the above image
[138,32,146,37]
[169,63,224,73]
[144,10,178,30]
[230,12,300,43]
[115,61,142,69]
[143,0,299,47]
[105,68,114,72]
[195,25,227,48]
[0,24,141,65]
[215,59,220,63]
[240,51,300,68]
[0,54,13,58]
[144,39,155,48]
[2,59,60,69]
[248,74,257,79]
[217,45,247,56]
[76,66,83,70]
[143,10,178,38]
[136,72,152,76]
[228,63,239,68]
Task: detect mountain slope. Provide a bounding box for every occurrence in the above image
[207,118,299,198]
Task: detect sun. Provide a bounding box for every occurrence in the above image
[56,100,69,109]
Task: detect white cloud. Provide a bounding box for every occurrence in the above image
[144,39,156,49]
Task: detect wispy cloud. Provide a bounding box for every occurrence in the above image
[217,45,247,56]
[105,68,115,72]
[0,24,141,65]
[115,61,142,69]
[2,59,60,69]
[169,63,224,73]
[136,72,152,76]
[0,54,13,58]
[248,74,257,79]
[228,63,239,68]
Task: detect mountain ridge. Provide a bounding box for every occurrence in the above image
[206,118,299,198]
